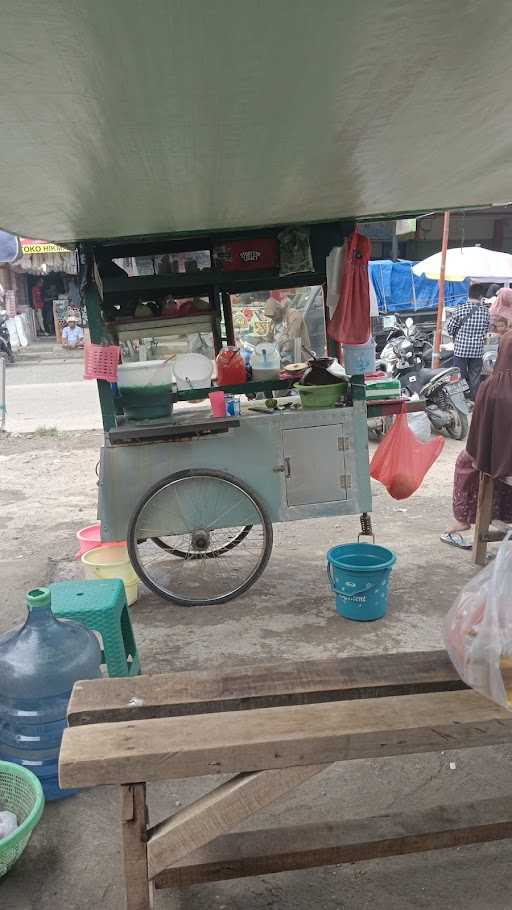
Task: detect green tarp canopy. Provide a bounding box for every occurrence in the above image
[1,1,512,242]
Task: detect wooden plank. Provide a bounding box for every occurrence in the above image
[59,689,512,789]
[147,764,325,879]
[473,472,494,566]
[108,415,239,445]
[154,796,512,888]
[121,784,153,910]
[67,650,466,726]
[367,399,425,417]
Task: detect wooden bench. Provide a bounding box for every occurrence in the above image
[59,650,512,909]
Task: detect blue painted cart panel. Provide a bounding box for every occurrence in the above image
[98,404,372,541]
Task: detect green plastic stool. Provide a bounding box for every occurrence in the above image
[49,579,141,678]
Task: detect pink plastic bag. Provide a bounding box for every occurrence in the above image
[370,412,444,499]
[445,534,512,709]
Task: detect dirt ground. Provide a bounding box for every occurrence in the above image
[1,428,512,910]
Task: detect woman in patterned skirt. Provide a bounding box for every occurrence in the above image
[442,331,512,548]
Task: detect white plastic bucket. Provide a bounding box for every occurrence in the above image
[342,338,376,375]
[173,353,213,390]
[117,360,173,389]
[81,545,139,606]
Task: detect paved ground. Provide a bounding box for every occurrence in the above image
[4,341,102,432]
[1,357,511,909]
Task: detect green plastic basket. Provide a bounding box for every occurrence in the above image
[0,761,45,877]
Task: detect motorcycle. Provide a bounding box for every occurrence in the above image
[377,319,469,440]
[0,310,15,363]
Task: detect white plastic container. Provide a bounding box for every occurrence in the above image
[173,353,213,390]
[342,338,376,375]
[117,360,173,390]
[251,343,281,381]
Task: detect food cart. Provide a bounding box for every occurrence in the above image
[81,225,409,605]
[5,1,492,607]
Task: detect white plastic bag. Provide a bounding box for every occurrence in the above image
[445,534,512,709]
[407,410,431,442]
[0,811,18,840]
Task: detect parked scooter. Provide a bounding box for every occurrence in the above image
[0,310,14,363]
[377,318,469,440]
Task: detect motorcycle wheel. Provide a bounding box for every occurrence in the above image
[445,409,468,441]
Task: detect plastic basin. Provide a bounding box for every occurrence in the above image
[295,382,347,409]
[81,545,139,606]
[174,353,213,390]
[75,522,125,559]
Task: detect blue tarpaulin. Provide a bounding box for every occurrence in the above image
[369,259,469,313]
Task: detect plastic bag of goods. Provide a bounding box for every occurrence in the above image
[445,534,512,709]
[370,412,444,499]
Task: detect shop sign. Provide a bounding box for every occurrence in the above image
[213,238,279,271]
[21,238,70,255]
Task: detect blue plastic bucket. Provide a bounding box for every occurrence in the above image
[326,542,396,621]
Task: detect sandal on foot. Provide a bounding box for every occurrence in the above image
[440,531,473,550]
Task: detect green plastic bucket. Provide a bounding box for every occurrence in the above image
[327,542,396,621]
[118,384,173,420]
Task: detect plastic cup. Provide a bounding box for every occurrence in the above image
[209,391,226,417]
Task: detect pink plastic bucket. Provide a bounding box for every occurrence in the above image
[75,523,125,559]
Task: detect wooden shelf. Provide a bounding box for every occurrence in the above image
[366,398,425,417]
[110,313,215,339]
[173,378,294,401]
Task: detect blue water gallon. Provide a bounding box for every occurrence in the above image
[0,587,101,800]
[327,542,396,621]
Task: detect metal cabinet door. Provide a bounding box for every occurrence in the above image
[282,425,349,507]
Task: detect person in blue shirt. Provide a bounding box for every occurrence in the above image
[62,314,84,350]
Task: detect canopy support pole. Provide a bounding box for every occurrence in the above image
[432,211,450,368]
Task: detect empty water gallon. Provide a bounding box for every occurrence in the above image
[0,587,101,800]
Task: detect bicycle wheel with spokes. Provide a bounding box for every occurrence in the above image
[128,469,273,606]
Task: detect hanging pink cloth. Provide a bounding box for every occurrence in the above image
[327,230,371,344]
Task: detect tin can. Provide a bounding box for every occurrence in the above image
[226,395,241,417]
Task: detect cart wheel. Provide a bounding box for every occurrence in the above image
[151,524,253,558]
[128,469,273,606]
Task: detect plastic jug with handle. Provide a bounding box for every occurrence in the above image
[0,587,101,800]
[216,347,247,385]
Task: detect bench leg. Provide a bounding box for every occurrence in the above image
[473,473,494,566]
[122,783,153,910]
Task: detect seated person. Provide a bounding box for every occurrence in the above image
[62,314,84,349]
